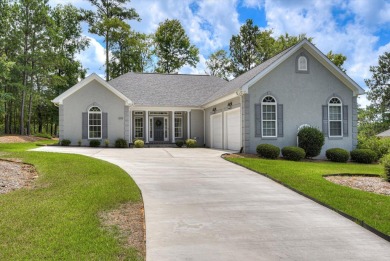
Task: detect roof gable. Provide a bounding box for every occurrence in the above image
[52,73,133,106]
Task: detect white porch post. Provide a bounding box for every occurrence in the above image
[129,108,133,143]
[172,110,175,143]
[145,110,149,143]
[187,110,191,139]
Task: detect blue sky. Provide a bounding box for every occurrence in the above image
[50,0,390,107]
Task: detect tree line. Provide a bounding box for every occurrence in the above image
[2,0,385,138]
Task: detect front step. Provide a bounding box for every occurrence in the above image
[129,143,177,148]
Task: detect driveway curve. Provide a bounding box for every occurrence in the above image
[33,147,390,260]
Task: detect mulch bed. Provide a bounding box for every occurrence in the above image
[325,175,390,196]
[0,159,38,194]
[0,135,48,143]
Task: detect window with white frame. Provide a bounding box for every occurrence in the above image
[88,106,102,139]
[262,96,277,137]
[328,97,342,137]
[298,55,308,71]
[134,117,144,138]
[174,117,182,138]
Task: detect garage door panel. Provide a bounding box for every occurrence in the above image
[226,109,240,151]
[211,113,223,149]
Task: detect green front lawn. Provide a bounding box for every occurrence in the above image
[227,157,390,236]
[0,142,143,260]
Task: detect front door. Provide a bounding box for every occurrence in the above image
[154,117,164,141]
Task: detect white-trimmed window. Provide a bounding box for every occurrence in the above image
[134,117,144,138]
[262,96,277,137]
[328,97,342,137]
[88,106,102,139]
[174,117,182,138]
[298,55,308,71]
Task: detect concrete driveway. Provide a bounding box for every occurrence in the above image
[33,147,390,260]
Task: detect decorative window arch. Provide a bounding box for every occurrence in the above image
[88,106,102,139]
[261,95,277,137]
[328,97,342,137]
[298,56,308,71]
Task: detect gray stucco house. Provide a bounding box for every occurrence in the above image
[52,40,365,157]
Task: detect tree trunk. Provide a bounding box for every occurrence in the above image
[27,91,33,135]
[106,32,109,81]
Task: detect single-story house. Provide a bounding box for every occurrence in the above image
[52,39,365,157]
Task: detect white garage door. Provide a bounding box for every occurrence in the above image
[225,108,241,151]
[211,113,223,149]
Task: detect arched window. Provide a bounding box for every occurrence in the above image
[262,96,277,137]
[298,55,308,71]
[88,106,102,139]
[328,97,342,137]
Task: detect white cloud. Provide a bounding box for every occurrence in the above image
[75,36,106,77]
[242,0,264,9]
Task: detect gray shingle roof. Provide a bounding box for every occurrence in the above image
[202,46,294,105]
[109,73,227,107]
[108,45,295,107]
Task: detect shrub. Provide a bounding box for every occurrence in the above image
[186,139,197,148]
[357,134,390,161]
[297,126,324,158]
[115,138,128,148]
[60,139,71,146]
[381,154,390,182]
[175,140,184,148]
[77,139,82,146]
[256,144,280,159]
[134,139,144,148]
[326,148,349,163]
[89,140,101,147]
[350,149,376,164]
[104,139,110,147]
[281,146,305,161]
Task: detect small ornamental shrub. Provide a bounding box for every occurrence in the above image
[115,138,128,148]
[60,139,71,146]
[256,144,280,159]
[104,139,110,147]
[77,139,82,146]
[89,140,101,147]
[175,140,184,148]
[134,139,144,148]
[297,126,325,158]
[281,146,305,161]
[350,149,376,164]
[381,154,390,182]
[326,148,349,163]
[186,139,197,148]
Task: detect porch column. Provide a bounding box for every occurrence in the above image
[172,110,175,143]
[129,108,133,143]
[145,110,149,143]
[187,110,191,139]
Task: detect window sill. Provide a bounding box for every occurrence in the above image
[328,137,343,140]
[261,137,278,140]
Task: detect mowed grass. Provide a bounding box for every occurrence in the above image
[0,142,143,260]
[227,157,390,236]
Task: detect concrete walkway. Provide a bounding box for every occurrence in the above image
[32,147,390,260]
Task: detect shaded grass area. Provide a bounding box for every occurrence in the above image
[227,157,390,236]
[0,142,143,260]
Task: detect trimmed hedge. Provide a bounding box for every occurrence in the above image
[60,139,71,146]
[297,126,324,158]
[175,140,184,148]
[186,139,197,148]
[326,148,349,163]
[381,154,390,182]
[256,144,280,159]
[281,146,305,161]
[134,139,144,148]
[350,149,376,164]
[115,138,128,148]
[89,140,101,147]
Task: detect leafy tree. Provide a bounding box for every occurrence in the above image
[327,51,347,72]
[358,106,390,137]
[366,52,390,121]
[206,50,231,80]
[83,0,140,80]
[109,32,153,77]
[229,19,263,76]
[0,55,14,117]
[154,19,199,73]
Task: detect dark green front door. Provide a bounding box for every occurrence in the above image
[154,117,164,141]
